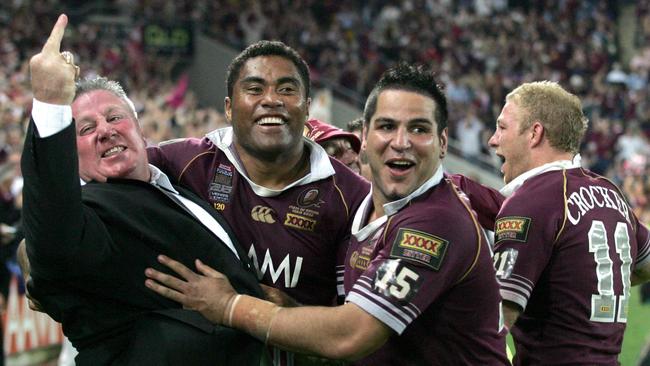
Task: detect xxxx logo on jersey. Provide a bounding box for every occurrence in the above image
[251,205,276,224]
[349,251,371,271]
[283,213,316,231]
[495,216,531,243]
[390,228,448,271]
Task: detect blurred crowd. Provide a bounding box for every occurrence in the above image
[0,0,649,362]
[0,0,650,297]
[203,0,650,223]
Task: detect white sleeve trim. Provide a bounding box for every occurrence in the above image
[636,230,650,267]
[346,292,407,334]
[31,98,73,138]
[500,289,528,310]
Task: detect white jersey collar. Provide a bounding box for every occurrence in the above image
[206,127,335,197]
[351,165,445,241]
[351,193,386,241]
[499,154,582,197]
[384,164,444,216]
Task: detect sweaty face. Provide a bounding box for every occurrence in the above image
[364,90,447,206]
[72,90,150,182]
[226,56,310,161]
[488,100,532,184]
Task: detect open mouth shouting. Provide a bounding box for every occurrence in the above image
[386,158,415,176]
[496,154,505,172]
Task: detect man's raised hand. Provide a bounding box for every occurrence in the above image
[29,14,78,105]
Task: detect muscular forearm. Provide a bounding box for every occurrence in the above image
[229,295,390,360]
[145,258,392,359]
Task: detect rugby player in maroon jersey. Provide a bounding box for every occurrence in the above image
[145,64,510,365]
[146,41,369,365]
[489,81,650,365]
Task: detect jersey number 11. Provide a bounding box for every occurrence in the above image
[588,220,632,323]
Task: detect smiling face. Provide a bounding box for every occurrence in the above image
[72,90,150,182]
[488,100,532,184]
[225,55,310,162]
[364,89,447,206]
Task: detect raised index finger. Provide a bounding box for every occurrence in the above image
[42,14,68,55]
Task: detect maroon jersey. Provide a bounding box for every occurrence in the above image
[345,169,509,365]
[494,167,650,365]
[447,173,505,230]
[148,127,369,306]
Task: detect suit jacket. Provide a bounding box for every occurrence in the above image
[21,120,267,365]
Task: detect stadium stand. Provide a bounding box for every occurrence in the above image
[1,0,649,364]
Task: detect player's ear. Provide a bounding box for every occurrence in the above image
[224,97,232,123]
[361,124,368,151]
[439,127,448,159]
[529,121,544,147]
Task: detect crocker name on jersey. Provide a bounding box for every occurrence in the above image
[494,167,650,365]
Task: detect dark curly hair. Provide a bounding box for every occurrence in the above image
[363,63,447,134]
[226,40,311,99]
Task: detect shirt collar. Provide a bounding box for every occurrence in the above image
[351,193,384,241]
[383,164,445,216]
[499,154,581,197]
[80,165,176,191]
[149,164,178,194]
[205,127,335,197]
[351,165,445,241]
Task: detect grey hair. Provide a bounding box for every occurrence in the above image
[74,76,138,119]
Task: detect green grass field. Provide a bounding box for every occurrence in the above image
[506,286,650,365]
[621,286,650,365]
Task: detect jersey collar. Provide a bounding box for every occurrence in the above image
[351,165,445,241]
[383,164,445,216]
[499,154,582,197]
[206,127,335,197]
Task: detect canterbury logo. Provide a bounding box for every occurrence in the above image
[251,205,276,224]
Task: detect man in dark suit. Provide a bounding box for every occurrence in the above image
[22,14,268,365]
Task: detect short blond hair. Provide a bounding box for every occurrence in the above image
[506,81,588,153]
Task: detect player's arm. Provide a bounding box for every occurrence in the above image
[632,222,650,286]
[447,173,504,230]
[260,283,301,307]
[261,299,390,359]
[502,301,522,330]
[492,204,555,331]
[145,255,391,360]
